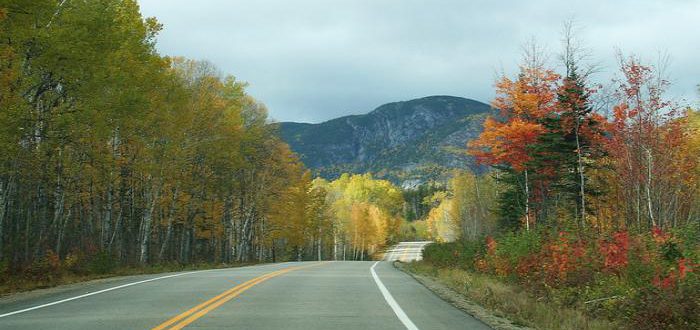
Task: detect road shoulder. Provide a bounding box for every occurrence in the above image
[394,262,531,330]
[0,263,274,313]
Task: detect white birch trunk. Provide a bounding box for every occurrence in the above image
[524,169,531,231]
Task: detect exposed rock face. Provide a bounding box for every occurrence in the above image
[278,95,491,185]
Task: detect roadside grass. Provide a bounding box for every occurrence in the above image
[0,262,257,297]
[404,261,619,330]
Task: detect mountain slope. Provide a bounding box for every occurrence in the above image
[278,95,491,185]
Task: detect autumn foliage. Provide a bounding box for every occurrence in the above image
[429,34,700,328]
[0,1,406,286]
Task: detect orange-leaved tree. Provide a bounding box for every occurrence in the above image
[469,62,559,230]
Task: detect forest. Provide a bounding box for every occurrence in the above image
[0,0,408,291]
[417,30,700,329]
[2,1,699,328]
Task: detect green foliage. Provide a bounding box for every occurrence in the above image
[405,262,619,330]
[323,173,406,258]
[402,183,444,221]
[492,230,543,265]
[26,251,61,282]
[87,251,117,275]
[397,220,430,241]
[493,169,526,231]
[419,26,700,330]
[422,240,484,269]
[449,170,498,240]
[0,0,330,273]
[421,228,700,329]
[622,275,700,330]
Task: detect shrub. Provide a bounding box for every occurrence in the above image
[422,240,483,269]
[623,273,700,330]
[599,231,629,273]
[24,250,62,283]
[422,242,458,267]
[62,252,82,273]
[0,259,9,284]
[87,251,116,274]
[421,226,700,328]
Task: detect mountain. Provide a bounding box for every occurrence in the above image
[278,95,492,186]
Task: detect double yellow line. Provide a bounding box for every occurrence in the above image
[152,262,326,330]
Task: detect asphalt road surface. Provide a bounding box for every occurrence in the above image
[384,241,432,262]
[0,245,490,330]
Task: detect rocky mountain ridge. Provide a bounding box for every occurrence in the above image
[278,95,492,186]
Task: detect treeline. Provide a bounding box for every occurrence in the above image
[0,0,406,280]
[440,43,700,235]
[423,40,700,239]
[429,51,700,238]
[420,30,700,329]
[402,183,444,222]
[314,173,404,260]
[266,173,404,262]
[0,0,295,271]
[425,170,497,242]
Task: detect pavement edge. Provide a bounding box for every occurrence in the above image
[392,261,532,330]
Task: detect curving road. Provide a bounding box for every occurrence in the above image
[0,244,490,330]
[384,241,432,262]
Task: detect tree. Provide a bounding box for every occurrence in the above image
[0,1,335,273]
[324,174,404,260]
[449,170,497,241]
[528,26,607,229]
[469,55,560,231]
[605,56,697,230]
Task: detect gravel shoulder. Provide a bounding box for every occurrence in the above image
[394,262,533,330]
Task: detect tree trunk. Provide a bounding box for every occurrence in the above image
[0,178,12,260]
[524,169,531,231]
[56,208,71,257]
[317,234,322,261]
[102,185,112,249]
[333,229,338,261]
[645,148,656,227]
[575,122,586,226]
[360,236,365,261]
[237,209,252,262]
[139,183,159,264]
[52,189,65,255]
[222,194,233,263]
[158,187,179,261]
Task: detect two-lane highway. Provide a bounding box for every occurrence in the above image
[0,245,490,330]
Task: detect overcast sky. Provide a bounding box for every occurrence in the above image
[139,0,699,123]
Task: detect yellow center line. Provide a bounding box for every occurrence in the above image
[151,270,284,330]
[152,262,326,330]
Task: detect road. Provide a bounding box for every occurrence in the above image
[0,244,489,330]
[383,241,432,262]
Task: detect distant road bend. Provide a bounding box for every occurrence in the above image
[383,241,432,262]
[0,242,490,330]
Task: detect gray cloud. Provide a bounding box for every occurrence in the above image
[139,0,700,123]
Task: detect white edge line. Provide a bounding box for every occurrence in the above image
[370,261,419,330]
[0,262,303,319]
[0,262,289,319]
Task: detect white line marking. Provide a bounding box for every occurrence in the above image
[0,269,215,318]
[0,263,298,319]
[370,261,419,330]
